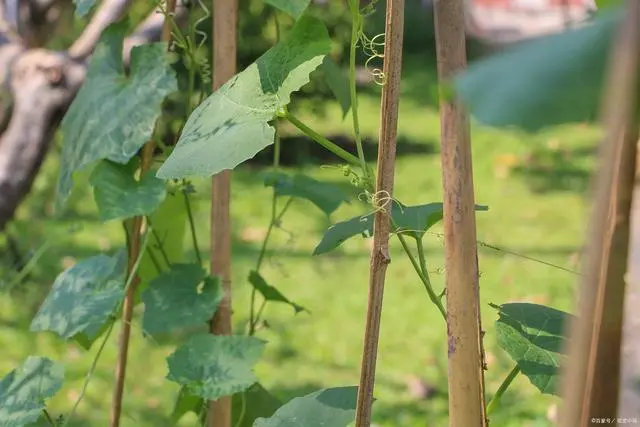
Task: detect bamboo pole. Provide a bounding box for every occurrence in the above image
[207,0,237,426]
[353,0,404,425]
[109,2,176,426]
[560,2,640,425]
[433,0,487,426]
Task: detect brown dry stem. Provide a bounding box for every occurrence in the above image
[353,0,404,425]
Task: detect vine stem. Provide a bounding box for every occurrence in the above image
[285,111,361,166]
[396,233,446,320]
[347,0,368,178]
[353,0,404,424]
[109,3,176,426]
[433,0,487,425]
[486,365,520,416]
[207,0,237,426]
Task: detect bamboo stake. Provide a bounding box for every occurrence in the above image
[353,0,404,425]
[108,2,176,426]
[560,2,640,425]
[207,0,237,426]
[433,1,487,426]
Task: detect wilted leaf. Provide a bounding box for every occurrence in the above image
[321,57,351,118]
[90,160,167,221]
[264,0,311,19]
[141,264,222,336]
[0,357,64,426]
[254,386,358,427]
[493,302,571,395]
[263,171,349,216]
[57,21,177,210]
[157,16,331,179]
[454,11,620,131]
[248,270,306,314]
[30,251,127,341]
[166,334,265,400]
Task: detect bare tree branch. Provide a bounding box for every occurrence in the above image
[68,0,133,59]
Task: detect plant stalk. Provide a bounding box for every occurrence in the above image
[559,2,640,425]
[354,0,404,424]
[347,0,368,178]
[486,365,520,416]
[433,0,487,425]
[109,4,176,425]
[207,0,237,426]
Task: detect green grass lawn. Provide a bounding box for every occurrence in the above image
[0,55,600,426]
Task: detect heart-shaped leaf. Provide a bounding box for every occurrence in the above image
[90,160,167,221]
[253,386,358,427]
[248,271,306,314]
[0,357,64,427]
[314,202,488,255]
[157,15,331,179]
[57,20,177,210]
[263,171,349,216]
[141,264,222,336]
[30,251,127,341]
[166,334,265,400]
[492,302,571,395]
[454,10,620,131]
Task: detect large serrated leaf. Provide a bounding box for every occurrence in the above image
[253,386,358,427]
[90,160,167,221]
[141,264,222,336]
[56,21,177,210]
[313,202,488,255]
[248,270,306,314]
[264,0,311,19]
[454,10,620,131]
[263,171,349,216]
[166,334,265,400]
[493,302,571,395]
[0,357,64,427]
[30,251,127,340]
[157,16,331,179]
[321,57,351,118]
[137,190,190,293]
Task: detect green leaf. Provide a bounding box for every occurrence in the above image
[596,0,622,9]
[313,202,489,255]
[0,356,64,426]
[90,160,167,221]
[321,57,351,118]
[56,21,177,210]
[248,270,306,314]
[137,189,190,294]
[263,171,349,216]
[264,0,311,19]
[171,386,206,423]
[493,302,571,395]
[172,382,281,426]
[166,334,265,400]
[157,16,331,179]
[141,264,222,336]
[30,251,127,340]
[254,386,358,427]
[454,11,621,131]
[74,0,96,17]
